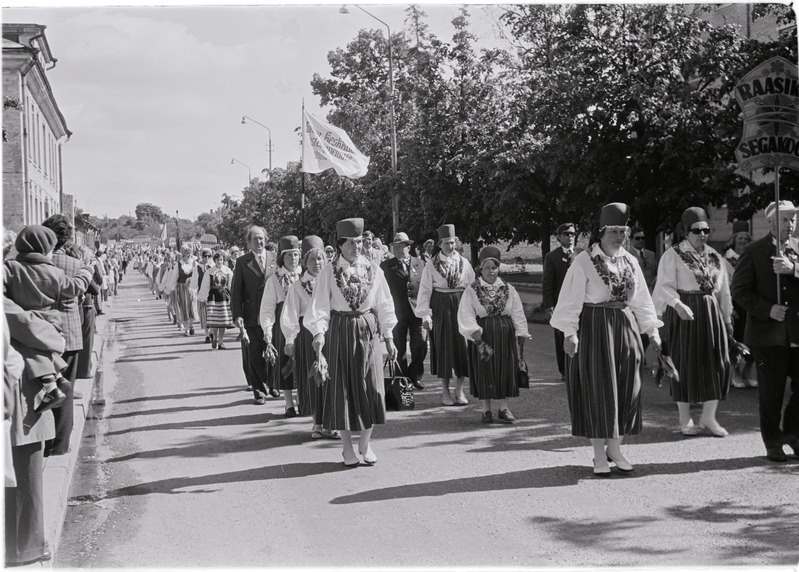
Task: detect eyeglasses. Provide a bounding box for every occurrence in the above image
[690,228,711,235]
[202,254,211,257]
[633,236,645,241]
[560,231,576,237]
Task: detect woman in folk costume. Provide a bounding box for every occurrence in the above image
[551,203,662,476]
[261,236,304,417]
[167,244,200,336]
[415,224,475,406]
[157,251,176,323]
[305,218,397,466]
[196,248,213,343]
[653,206,733,437]
[723,220,758,388]
[281,235,339,440]
[197,251,234,350]
[458,246,530,424]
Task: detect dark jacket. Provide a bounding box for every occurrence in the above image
[230,251,267,328]
[731,233,799,347]
[380,256,424,321]
[542,246,575,310]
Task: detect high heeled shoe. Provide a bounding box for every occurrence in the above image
[359,445,377,465]
[606,450,634,473]
[697,421,729,437]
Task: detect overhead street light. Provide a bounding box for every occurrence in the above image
[340,4,399,234]
[241,115,273,175]
[230,158,251,185]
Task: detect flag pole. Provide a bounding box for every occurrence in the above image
[775,165,782,305]
[301,100,306,238]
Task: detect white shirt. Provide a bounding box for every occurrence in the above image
[415,251,476,321]
[652,240,732,321]
[280,272,316,345]
[457,277,530,341]
[304,254,397,338]
[197,265,234,301]
[551,244,662,337]
[259,265,302,340]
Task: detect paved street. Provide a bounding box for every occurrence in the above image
[57,271,798,568]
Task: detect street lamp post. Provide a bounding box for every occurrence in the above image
[340,4,399,234]
[241,115,273,175]
[230,158,251,186]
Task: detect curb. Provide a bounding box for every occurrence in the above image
[40,317,107,567]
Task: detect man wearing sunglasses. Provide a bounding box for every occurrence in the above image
[731,200,799,463]
[543,222,578,381]
[629,227,658,292]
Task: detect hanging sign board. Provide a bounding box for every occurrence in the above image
[735,56,799,172]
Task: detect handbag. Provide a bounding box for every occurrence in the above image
[384,359,415,411]
[517,360,530,389]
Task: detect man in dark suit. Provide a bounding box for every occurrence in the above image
[380,232,427,390]
[230,226,279,404]
[542,222,576,380]
[629,226,658,292]
[732,200,799,462]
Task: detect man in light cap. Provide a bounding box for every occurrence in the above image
[732,199,799,462]
[381,232,428,390]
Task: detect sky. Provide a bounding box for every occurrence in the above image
[3,1,511,220]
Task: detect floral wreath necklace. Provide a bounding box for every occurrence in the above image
[301,270,317,297]
[591,249,636,303]
[472,278,509,316]
[333,255,375,311]
[674,243,720,295]
[277,267,300,295]
[434,252,463,289]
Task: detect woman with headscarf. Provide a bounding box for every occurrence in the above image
[458,246,531,424]
[281,235,339,440]
[551,203,662,476]
[260,236,303,417]
[415,224,475,407]
[305,218,397,466]
[653,206,733,437]
[723,221,757,388]
[197,251,234,350]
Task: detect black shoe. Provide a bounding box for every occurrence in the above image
[766,447,788,462]
[218,343,226,350]
[205,335,212,343]
[482,410,493,424]
[269,387,281,398]
[497,409,516,424]
[189,328,195,335]
[411,379,425,390]
[35,388,66,413]
[285,407,297,418]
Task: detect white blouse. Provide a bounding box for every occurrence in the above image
[550,244,662,337]
[304,254,397,339]
[259,265,302,340]
[652,240,732,321]
[415,251,476,320]
[197,265,234,300]
[164,257,200,292]
[457,277,530,341]
[280,272,316,345]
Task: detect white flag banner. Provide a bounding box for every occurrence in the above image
[301,111,370,179]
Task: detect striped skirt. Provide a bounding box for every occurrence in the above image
[174,282,196,323]
[321,310,385,431]
[662,291,731,403]
[270,302,295,391]
[565,304,644,438]
[206,300,233,329]
[430,290,469,379]
[294,317,323,419]
[467,315,519,400]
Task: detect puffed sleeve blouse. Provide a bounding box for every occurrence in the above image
[304,254,398,339]
[280,272,316,345]
[259,265,302,342]
[457,277,530,341]
[652,240,733,322]
[415,251,476,320]
[550,244,662,338]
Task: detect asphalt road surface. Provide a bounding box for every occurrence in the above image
[57,271,798,568]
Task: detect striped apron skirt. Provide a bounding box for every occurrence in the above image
[467,314,519,400]
[430,289,469,379]
[206,299,233,329]
[321,310,385,431]
[174,282,196,323]
[565,302,644,438]
[662,291,731,403]
[294,317,324,419]
[270,302,295,391]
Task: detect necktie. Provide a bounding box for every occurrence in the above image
[257,254,264,270]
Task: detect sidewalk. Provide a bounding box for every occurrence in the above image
[34,306,109,568]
